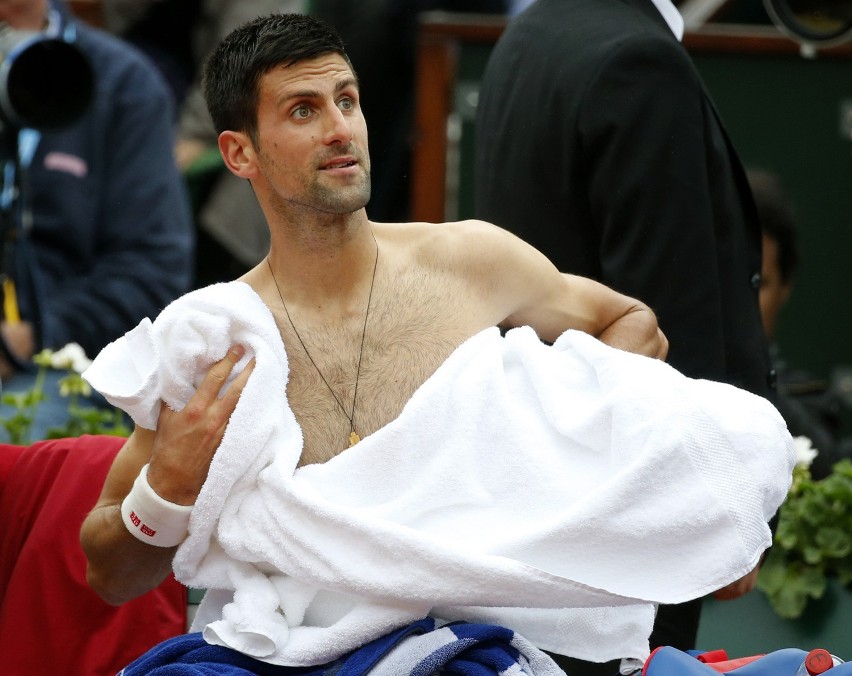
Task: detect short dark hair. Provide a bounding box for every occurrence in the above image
[748,168,799,284]
[202,13,354,144]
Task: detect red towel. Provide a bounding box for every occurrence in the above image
[0,435,187,675]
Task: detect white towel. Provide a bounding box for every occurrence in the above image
[84,281,794,667]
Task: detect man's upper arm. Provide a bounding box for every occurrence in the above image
[515,271,666,357]
[485,225,653,343]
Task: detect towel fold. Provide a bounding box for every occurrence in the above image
[85,281,794,667]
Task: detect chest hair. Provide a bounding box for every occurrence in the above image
[277,272,472,466]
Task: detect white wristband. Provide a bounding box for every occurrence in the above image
[120,464,193,547]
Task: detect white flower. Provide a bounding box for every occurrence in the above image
[49,343,92,373]
[792,435,818,469]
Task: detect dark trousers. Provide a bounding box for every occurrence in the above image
[544,598,704,675]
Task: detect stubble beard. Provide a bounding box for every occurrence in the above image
[310,170,372,215]
[261,148,373,218]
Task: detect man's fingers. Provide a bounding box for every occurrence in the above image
[219,355,255,409]
[156,345,253,438]
[195,345,247,400]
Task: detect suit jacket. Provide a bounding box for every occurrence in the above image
[475,0,775,401]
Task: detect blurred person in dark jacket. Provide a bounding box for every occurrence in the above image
[750,168,850,480]
[0,0,194,440]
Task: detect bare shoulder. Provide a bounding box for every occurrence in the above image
[376,218,508,242]
[375,219,523,271]
[372,219,560,333]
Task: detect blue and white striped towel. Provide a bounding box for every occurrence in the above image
[117,618,566,675]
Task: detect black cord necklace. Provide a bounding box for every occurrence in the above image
[266,232,379,447]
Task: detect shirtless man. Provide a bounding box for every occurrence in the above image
[81,13,666,613]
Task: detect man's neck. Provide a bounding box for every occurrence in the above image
[266,214,378,310]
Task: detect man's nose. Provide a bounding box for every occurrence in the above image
[324,105,353,145]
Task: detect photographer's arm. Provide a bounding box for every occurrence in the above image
[81,346,253,604]
[0,320,34,380]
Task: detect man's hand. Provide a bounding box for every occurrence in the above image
[147,345,255,505]
[713,566,760,600]
[596,304,669,360]
[81,345,254,605]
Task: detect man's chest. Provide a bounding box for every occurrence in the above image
[279,289,478,465]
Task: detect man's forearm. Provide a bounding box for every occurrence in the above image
[80,503,176,606]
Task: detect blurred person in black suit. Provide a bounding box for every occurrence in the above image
[475,0,776,672]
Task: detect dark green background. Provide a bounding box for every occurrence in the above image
[694,50,852,385]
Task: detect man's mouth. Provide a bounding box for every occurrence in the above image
[322,159,357,170]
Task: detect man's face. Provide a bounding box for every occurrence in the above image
[0,0,47,30]
[251,53,371,218]
[759,233,792,341]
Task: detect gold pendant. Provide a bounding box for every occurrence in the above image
[349,431,360,446]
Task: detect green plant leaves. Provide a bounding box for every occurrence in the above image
[757,459,852,619]
[1,354,129,444]
[815,526,851,560]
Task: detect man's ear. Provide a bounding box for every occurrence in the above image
[218,130,257,179]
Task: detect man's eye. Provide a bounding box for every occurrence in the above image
[293,105,312,119]
[338,97,354,112]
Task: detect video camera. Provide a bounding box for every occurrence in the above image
[0,23,93,131]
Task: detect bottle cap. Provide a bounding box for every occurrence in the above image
[804,648,836,675]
